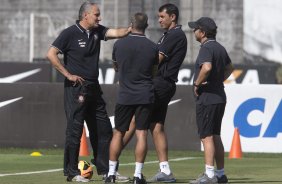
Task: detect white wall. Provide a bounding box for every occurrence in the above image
[244,0,282,64]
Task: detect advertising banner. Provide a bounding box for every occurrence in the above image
[221,84,282,153]
[0,62,51,83]
[0,83,200,150]
[0,62,278,84]
[1,82,281,152]
[56,63,279,85]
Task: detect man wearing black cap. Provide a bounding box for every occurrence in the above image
[188,17,234,184]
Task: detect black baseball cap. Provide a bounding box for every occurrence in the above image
[188,17,217,33]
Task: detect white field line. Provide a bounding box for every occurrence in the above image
[120,157,197,166]
[0,157,197,177]
[0,169,63,177]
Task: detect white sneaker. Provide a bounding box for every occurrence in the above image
[116,172,130,182]
[70,175,90,182]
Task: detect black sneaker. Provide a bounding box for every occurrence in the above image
[133,174,147,184]
[102,174,107,181]
[217,175,228,183]
[105,175,116,184]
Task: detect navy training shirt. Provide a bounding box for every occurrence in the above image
[194,39,232,105]
[112,33,158,105]
[156,25,187,82]
[51,21,108,81]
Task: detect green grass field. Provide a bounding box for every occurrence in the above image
[0,148,281,184]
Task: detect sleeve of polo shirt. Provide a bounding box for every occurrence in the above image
[154,46,159,65]
[197,47,212,66]
[51,29,70,54]
[112,42,117,62]
[97,25,109,41]
[158,33,178,58]
[225,50,232,65]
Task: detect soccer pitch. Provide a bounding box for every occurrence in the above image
[0,148,281,184]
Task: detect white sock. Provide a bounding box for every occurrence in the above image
[205,164,215,178]
[215,168,225,177]
[108,160,117,176]
[134,162,144,179]
[160,161,171,175]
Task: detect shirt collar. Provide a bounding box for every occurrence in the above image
[75,20,88,33]
[129,33,146,37]
[200,38,216,47]
[165,25,182,34]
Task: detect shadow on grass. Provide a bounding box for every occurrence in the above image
[229,177,282,183]
[151,178,282,184]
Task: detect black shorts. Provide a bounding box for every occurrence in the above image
[114,103,153,132]
[151,78,176,124]
[196,103,226,139]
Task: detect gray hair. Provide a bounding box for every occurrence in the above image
[78,1,97,20]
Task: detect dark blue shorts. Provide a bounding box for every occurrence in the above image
[114,103,153,131]
[196,103,226,139]
[151,78,176,124]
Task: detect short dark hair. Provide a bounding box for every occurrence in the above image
[205,29,217,39]
[78,1,96,21]
[159,3,179,22]
[131,12,148,31]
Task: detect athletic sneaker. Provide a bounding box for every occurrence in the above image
[217,175,228,183]
[102,172,130,182]
[116,172,130,182]
[133,174,147,184]
[105,175,116,184]
[102,174,107,180]
[148,171,176,183]
[67,175,90,182]
[190,173,217,184]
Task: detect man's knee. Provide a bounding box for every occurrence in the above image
[150,122,165,135]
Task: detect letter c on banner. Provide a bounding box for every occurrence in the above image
[234,98,264,138]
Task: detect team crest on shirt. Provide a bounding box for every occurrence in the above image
[94,34,98,40]
[78,95,85,103]
[78,39,86,47]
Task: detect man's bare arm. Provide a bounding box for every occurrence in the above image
[106,26,131,39]
[194,62,212,86]
[46,47,84,85]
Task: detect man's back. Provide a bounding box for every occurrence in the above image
[113,33,158,105]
